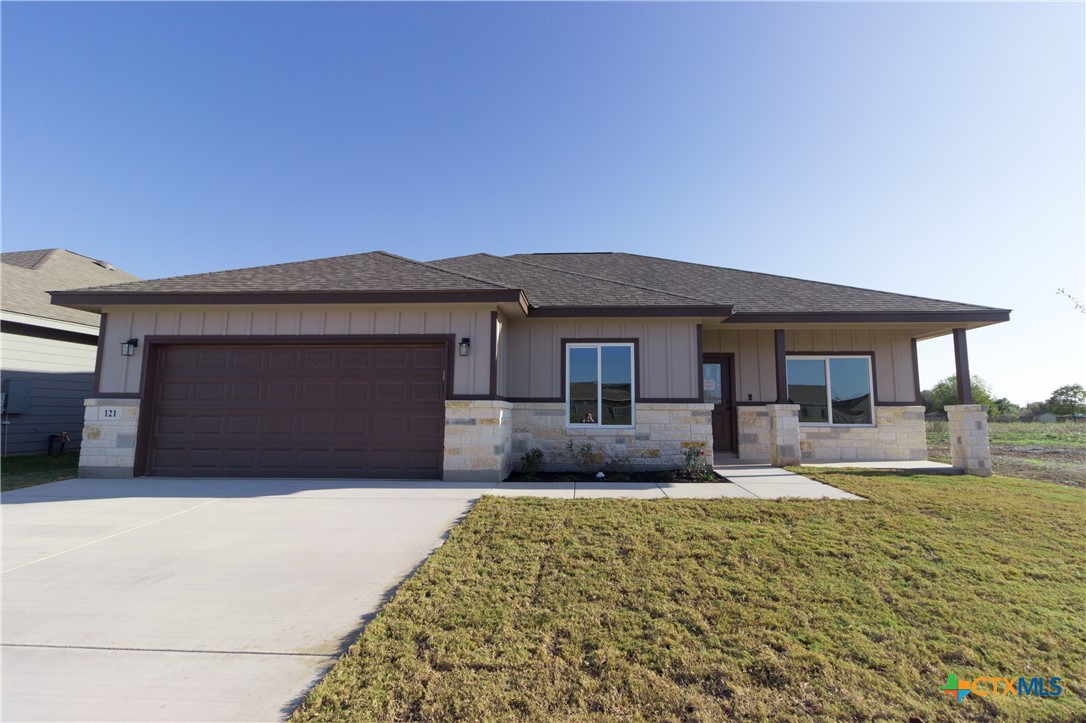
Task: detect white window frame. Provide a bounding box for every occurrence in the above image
[565,342,636,429]
[787,355,875,427]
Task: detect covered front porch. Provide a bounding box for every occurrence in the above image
[699,324,993,476]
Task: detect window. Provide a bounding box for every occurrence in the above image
[566,343,635,427]
[786,355,874,425]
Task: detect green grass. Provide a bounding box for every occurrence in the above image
[1,452,79,491]
[294,472,1085,722]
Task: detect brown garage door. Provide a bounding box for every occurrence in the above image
[142,343,446,478]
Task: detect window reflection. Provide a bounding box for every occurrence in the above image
[787,358,828,423]
[830,358,872,424]
[601,346,632,425]
[703,363,723,405]
[568,347,599,424]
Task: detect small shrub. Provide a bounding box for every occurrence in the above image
[674,445,715,482]
[520,448,544,481]
[566,440,599,477]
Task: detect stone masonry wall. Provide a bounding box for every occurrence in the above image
[79,398,140,478]
[737,406,771,460]
[799,405,926,462]
[510,402,713,472]
[739,404,926,462]
[443,400,514,483]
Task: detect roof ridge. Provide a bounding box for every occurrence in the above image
[372,250,513,291]
[500,253,721,307]
[529,252,1009,313]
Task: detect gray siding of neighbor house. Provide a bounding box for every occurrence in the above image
[1,330,97,455]
[504,319,700,400]
[701,328,920,404]
[97,306,496,397]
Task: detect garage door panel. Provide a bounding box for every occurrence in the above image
[145,343,446,478]
[412,381,444,403]
[191,416,223,435]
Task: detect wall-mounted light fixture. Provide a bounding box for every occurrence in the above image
[458,337,471,356]
[121,338,139,357]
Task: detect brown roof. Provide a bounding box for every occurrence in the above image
[505,253,1007,316]
[430,253,715,309]
[2,249,140,327]
[61,251,509,295]
[49,248,1009,322]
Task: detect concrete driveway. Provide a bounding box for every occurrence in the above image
[1,478,489,722]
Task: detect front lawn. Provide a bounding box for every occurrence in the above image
[1,452,79,492]
[294,472,1085,721]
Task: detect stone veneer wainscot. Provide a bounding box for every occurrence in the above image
[443,400,514,483]
[738,404,926,462]
[510,402,713,472]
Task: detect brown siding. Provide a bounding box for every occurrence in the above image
[505,319,700,400]
[100,306,496,396]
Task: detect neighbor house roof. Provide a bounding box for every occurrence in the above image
[50,248,1010,324]
[2,249,141,328]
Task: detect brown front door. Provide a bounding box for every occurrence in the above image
[141,343,446,478]
[703,354,736,453]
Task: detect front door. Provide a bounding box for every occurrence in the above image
[703,354,736,453]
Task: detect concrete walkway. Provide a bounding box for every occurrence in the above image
[488,465,863,501]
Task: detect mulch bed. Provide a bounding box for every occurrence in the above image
[503,470,715,483]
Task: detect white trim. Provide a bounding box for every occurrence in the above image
[565,342,636,429]
[786,355,875,427]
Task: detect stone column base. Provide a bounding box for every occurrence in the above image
[946,404,991,476]
[79,398,140,478]
[767,404,801,467]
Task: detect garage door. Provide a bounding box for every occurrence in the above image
[142,343,446,478]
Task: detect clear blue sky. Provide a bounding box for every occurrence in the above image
[3,2,1083,404]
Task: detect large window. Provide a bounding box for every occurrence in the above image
[786,355,874,425]
[566,343,635,427]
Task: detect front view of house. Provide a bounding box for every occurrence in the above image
[52,252,1009,481]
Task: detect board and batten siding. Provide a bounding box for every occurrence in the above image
[1,330,97,454]
[504,319,700,400]
[98,306,495,397]
[702,328,921,404]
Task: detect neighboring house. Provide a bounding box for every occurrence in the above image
[1,249,140,456]
[1034,412,1058,423]
[51,251,1010,480]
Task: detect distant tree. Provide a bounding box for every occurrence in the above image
[922,375,995,417]
[1024,401,1049,416]
[988,397,1021,420]
[1046,384,1086,417]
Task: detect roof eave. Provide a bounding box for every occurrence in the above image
[528,305,733,318]
[49,288,526,312]
[722,310,1011,325]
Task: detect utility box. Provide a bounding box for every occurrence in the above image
[2,379,31,414]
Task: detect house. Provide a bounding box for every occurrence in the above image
[1034,412,1058,423]
[51,251,1009,480]
[1,249,140,456]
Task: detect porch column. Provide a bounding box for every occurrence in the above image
[767,404,800,467]
[774,329,787,403]
[946,405,991,476]
[952,328,973,403]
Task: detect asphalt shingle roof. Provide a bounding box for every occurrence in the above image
[430,254,715,308]
[2,249,141,327]
[48,248,1008,320]
[504,252,1006,315]
[60,251,509,295]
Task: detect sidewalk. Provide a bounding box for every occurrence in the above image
[486,464,863,501]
